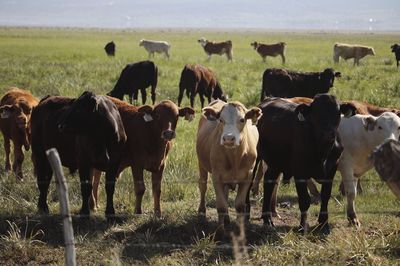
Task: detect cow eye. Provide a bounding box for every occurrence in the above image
[239,118,245,123]
[378,126,382,130]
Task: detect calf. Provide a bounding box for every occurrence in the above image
[261,68,341,101]
[31,91,126,217]
[391,44,400,68]
[178,64,227,108]
[333,43,375,66]
[338,112,400,226]
[0,88,38,180]
[251,41,286,63]
[197,100,261,232]
[104,41,116,56]
[257,94,356,233]
[90,98,195,217]
[108,60,158,105]
[139,39,171,59]
[198,37,233,61]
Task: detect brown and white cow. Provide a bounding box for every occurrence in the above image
[197,100,261,232]
[333,43,375,66]
[251,41,286,63]
[198,37,233,61]
[90,98,195,217]
[0,88,38,180]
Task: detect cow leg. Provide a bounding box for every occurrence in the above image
[151,166,164,217]
[252,161,265,196]
[270,175,280,218]
[262,167,280,226]
[199,93,205,109]
[36,161,53,214]
[236,179,252,225]
[165,50,170,59]
[133,90,139,105]
[341,166,360,227]
[78,166,92,216]
[190,92,195,109]
[207,54,211,61]
[307,178,320,201]
[4,136,11,171]
[333,54,339,64]
[140,88,147,105]
[340,179,362,195]
[212,176,229,231]
[104,164,119,218]
[294,177,311,233]
[150,85,156,105]
[198,165,208,216]
[178,85,185,107]
[132,167,145,214]
[90,169,102,211]
[12,141,24,180]
[397,60,399,68]
[281,54,286,64]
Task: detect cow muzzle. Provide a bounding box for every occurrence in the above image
[222,134,237,147]
[162,129,176,140]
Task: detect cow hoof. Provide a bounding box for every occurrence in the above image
[154,211,161,218]
[316,223,331,235]
[38,207,49,215]
[298,222,309,234]
[224,215,231,226]
[263,219,275,227]
[348,218,361,228]
[271,212,281,219]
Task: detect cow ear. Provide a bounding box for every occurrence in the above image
[245,107,262,125]
[203,107,219,121]
[340,103,357,118]
[295,104,311,122]
[0,105,15,119]
[363,116,377,131]
[138,105,154,122]
[335,72,341,77]
[179,107,195,122]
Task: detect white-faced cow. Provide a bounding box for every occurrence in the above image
[251,41,286,63]
[198,37,233,62]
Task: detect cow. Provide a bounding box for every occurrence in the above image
[196,100,262,232]
[0,88,38,180]
[333,43,375,66]
[198,37,233,61]
[337,112,400,226]
[391,44,400,68]
[107,60,158,105]
[31,91,126,218]
[257,94,356,234]
[178,64,227,108]
[251,41,286,64]
[139,39,171,59]
[261,68,341,102]
[89,98,195,217]
[104,41,116,56]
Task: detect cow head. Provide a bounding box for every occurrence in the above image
[362,112,400,142]
[138,100,195,141]
[203,101,262,148]
[198,37,208,47]
[250,42,258,49]
[0,101,32,150]
[212,81,228,102]
[295,94,356,148]
[391,44,400,53]
[319,68,341,93]
[368,47,376,56]
[139,39,145,46]
[58,91,126,165]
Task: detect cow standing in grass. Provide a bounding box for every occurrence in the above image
[333,43,375,66]
[104,41,115,56]
[139,39,171,59]
[198,37,233,62]
[251,41,286,63]
[391,44,400,68]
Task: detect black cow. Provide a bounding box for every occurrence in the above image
[391,44,400,68]
[178,64,227,108]
[108,60,158,105]
[105,41,116,56]
[31,91,126,217]
[261,68,341,102]
[256,94,356,234]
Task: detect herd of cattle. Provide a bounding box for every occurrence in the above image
[1,37,400,236]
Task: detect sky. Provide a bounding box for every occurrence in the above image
[0,0,399,31]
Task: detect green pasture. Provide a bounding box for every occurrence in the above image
[0,28,399,265]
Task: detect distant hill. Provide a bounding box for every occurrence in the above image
[0,0,399,31]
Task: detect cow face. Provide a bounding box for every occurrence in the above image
[320,68,341,92]
[362,112,400,143]
[250,42,258,49]
[203,102,261,148]
[139,100,195,141]
[139,39,145,46]
[295,94,355,147]
[391,44,399,53]
[368,47,376,56]
[198,38,208,47]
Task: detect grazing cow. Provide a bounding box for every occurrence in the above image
[31,91,126,217]
[107,60,158,105]
[139,39,171,59]
[198,37,233,61]
[337,112,400,226]
[391,44,400,68]
[0,88,38,180]
[90,98,195,217]
[257,94,356,233]
[197,100,261,232]
[104,41,116,56]
[261,68,341,102]
[333,43,375,66]
[178,64,227,108]
[251,41,286,63]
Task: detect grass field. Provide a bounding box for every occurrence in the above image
[0,27,400,265]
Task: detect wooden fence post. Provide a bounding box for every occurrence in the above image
[46,148,77,266]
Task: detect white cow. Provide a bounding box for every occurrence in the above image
[338,112,400,226]
[139,39,171,59]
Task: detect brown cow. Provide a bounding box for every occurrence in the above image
[198,37,233,61]
[333,43,375,66]
[0,88,38,180]
[90,98,195,216]
[197,100,261,232]
[178,64,227,108]
[251,41,286,63]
